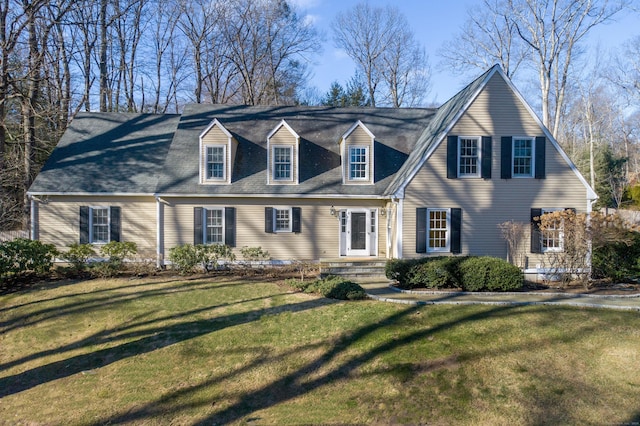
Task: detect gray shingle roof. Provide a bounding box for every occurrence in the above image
[29,112,180,194]
[155,104,435,196]
[29,67,500,198]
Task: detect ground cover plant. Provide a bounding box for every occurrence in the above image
[1,276,640,424]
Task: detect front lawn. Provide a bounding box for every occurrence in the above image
[1,275,639,424]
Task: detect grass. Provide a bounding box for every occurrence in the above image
[1,274,640,425]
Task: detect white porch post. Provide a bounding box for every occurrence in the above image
[156,196,164,268]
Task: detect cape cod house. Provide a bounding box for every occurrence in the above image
[27,65,597,271]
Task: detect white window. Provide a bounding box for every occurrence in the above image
[273,146,292,181]
[458,137,480,177]
[90,207,109,244]
[349,146,369,180]
[513,137,534,177]
[206,146,225,180]
[541,208,563,252]
[205,208,224,244]
[274,208,292,232]
[427,208,450,253]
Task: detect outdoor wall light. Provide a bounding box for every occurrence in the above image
[380,208,386,217]
[329,206,336,216]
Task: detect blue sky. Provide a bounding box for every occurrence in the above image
[291,0,640,104]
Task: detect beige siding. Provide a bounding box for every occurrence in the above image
[402,73,588,268]
[343,126,374,185]
[163,198,387,260]
[37,196,157,258]
[269,126,298,184]
[201,125,232,184]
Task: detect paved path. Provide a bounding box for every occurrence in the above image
[360,281,640,311]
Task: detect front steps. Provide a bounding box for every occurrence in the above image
[319,258,388,280]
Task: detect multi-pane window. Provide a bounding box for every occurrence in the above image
[206,146,225,180]
[205,209,223,244]
[541,209,563,252]
[513,138,533,177]
[273,146,292,180]
[91,207,109,243]
[458,137,480,177]
[274,208,291,232]
[427,208,450,252]
[349,146,368,180]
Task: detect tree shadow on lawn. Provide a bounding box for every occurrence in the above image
[0,293,334,398]
[92,296,604,425]
[0,276,258,334]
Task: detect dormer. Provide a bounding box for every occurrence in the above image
[340,121,375,185]
[199,119,237,185]
[267,120,299,185]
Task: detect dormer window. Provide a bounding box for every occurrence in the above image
[199,119,236,185]
[206,146,226,180]
[267,120,299,185]
[349,146,369,180]
[273,146,292,181]
[341,121,375,185]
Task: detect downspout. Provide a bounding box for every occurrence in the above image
[393,196,403,259]
[29,195,38,240]
[155,195,166,268]
[586,197,598,281]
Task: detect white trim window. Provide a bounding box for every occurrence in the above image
[427,208,450,253]
[541,208,563,252]
[458,136,480,177]
[273,146,292,181]
[205,208,224,244]
[90,207,109,244]
[206,146,226,180]
[349,146,369,180]
[513,137,534,177]
[274,207,292,232]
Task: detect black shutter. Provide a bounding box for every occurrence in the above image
[79,206,89,244]
[535,136,546,179]
[416,208,427,253]
[481,136,492,179]
[451,208,462,254]
[501,136,512,179]
[292,207,301,233]
[265,207,273,233]
[530,208,542,254]
[194,207,203,244]
[110,206,121,242]
[447,135,458,179]
[225,207,235,247]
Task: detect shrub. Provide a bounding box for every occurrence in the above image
[284,278,309,291]
[459,256,523,291]
[385,258,425,286]
[168,244,200,274]
[240,246,270,261]
[407,257,464,289]
[100,241,137,264]
[168,243,236,274]
[0,238,58,280]
[299,276,366,300]
[592,231,640,281]
[62,243,96,269]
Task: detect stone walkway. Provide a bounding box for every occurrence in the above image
[359,281,640,311]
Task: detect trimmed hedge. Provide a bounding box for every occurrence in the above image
[0,238,58,281]
[386,256,523,292]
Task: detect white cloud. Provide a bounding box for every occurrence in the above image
[288,0,320,10]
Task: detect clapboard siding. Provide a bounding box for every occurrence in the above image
[37,196,157,258]
[343,126,374,185]
[163,198,386,260]
[402,73,587,266]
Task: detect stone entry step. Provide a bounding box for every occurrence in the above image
[319,258,387,280]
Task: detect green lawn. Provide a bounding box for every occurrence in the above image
[1,275,639,425]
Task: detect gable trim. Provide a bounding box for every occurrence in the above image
[392,66,499,198]
[341,120,375,141]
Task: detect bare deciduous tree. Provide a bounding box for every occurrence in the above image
[332,2,430,107]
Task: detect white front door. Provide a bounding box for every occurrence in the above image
[339,209,377,257]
